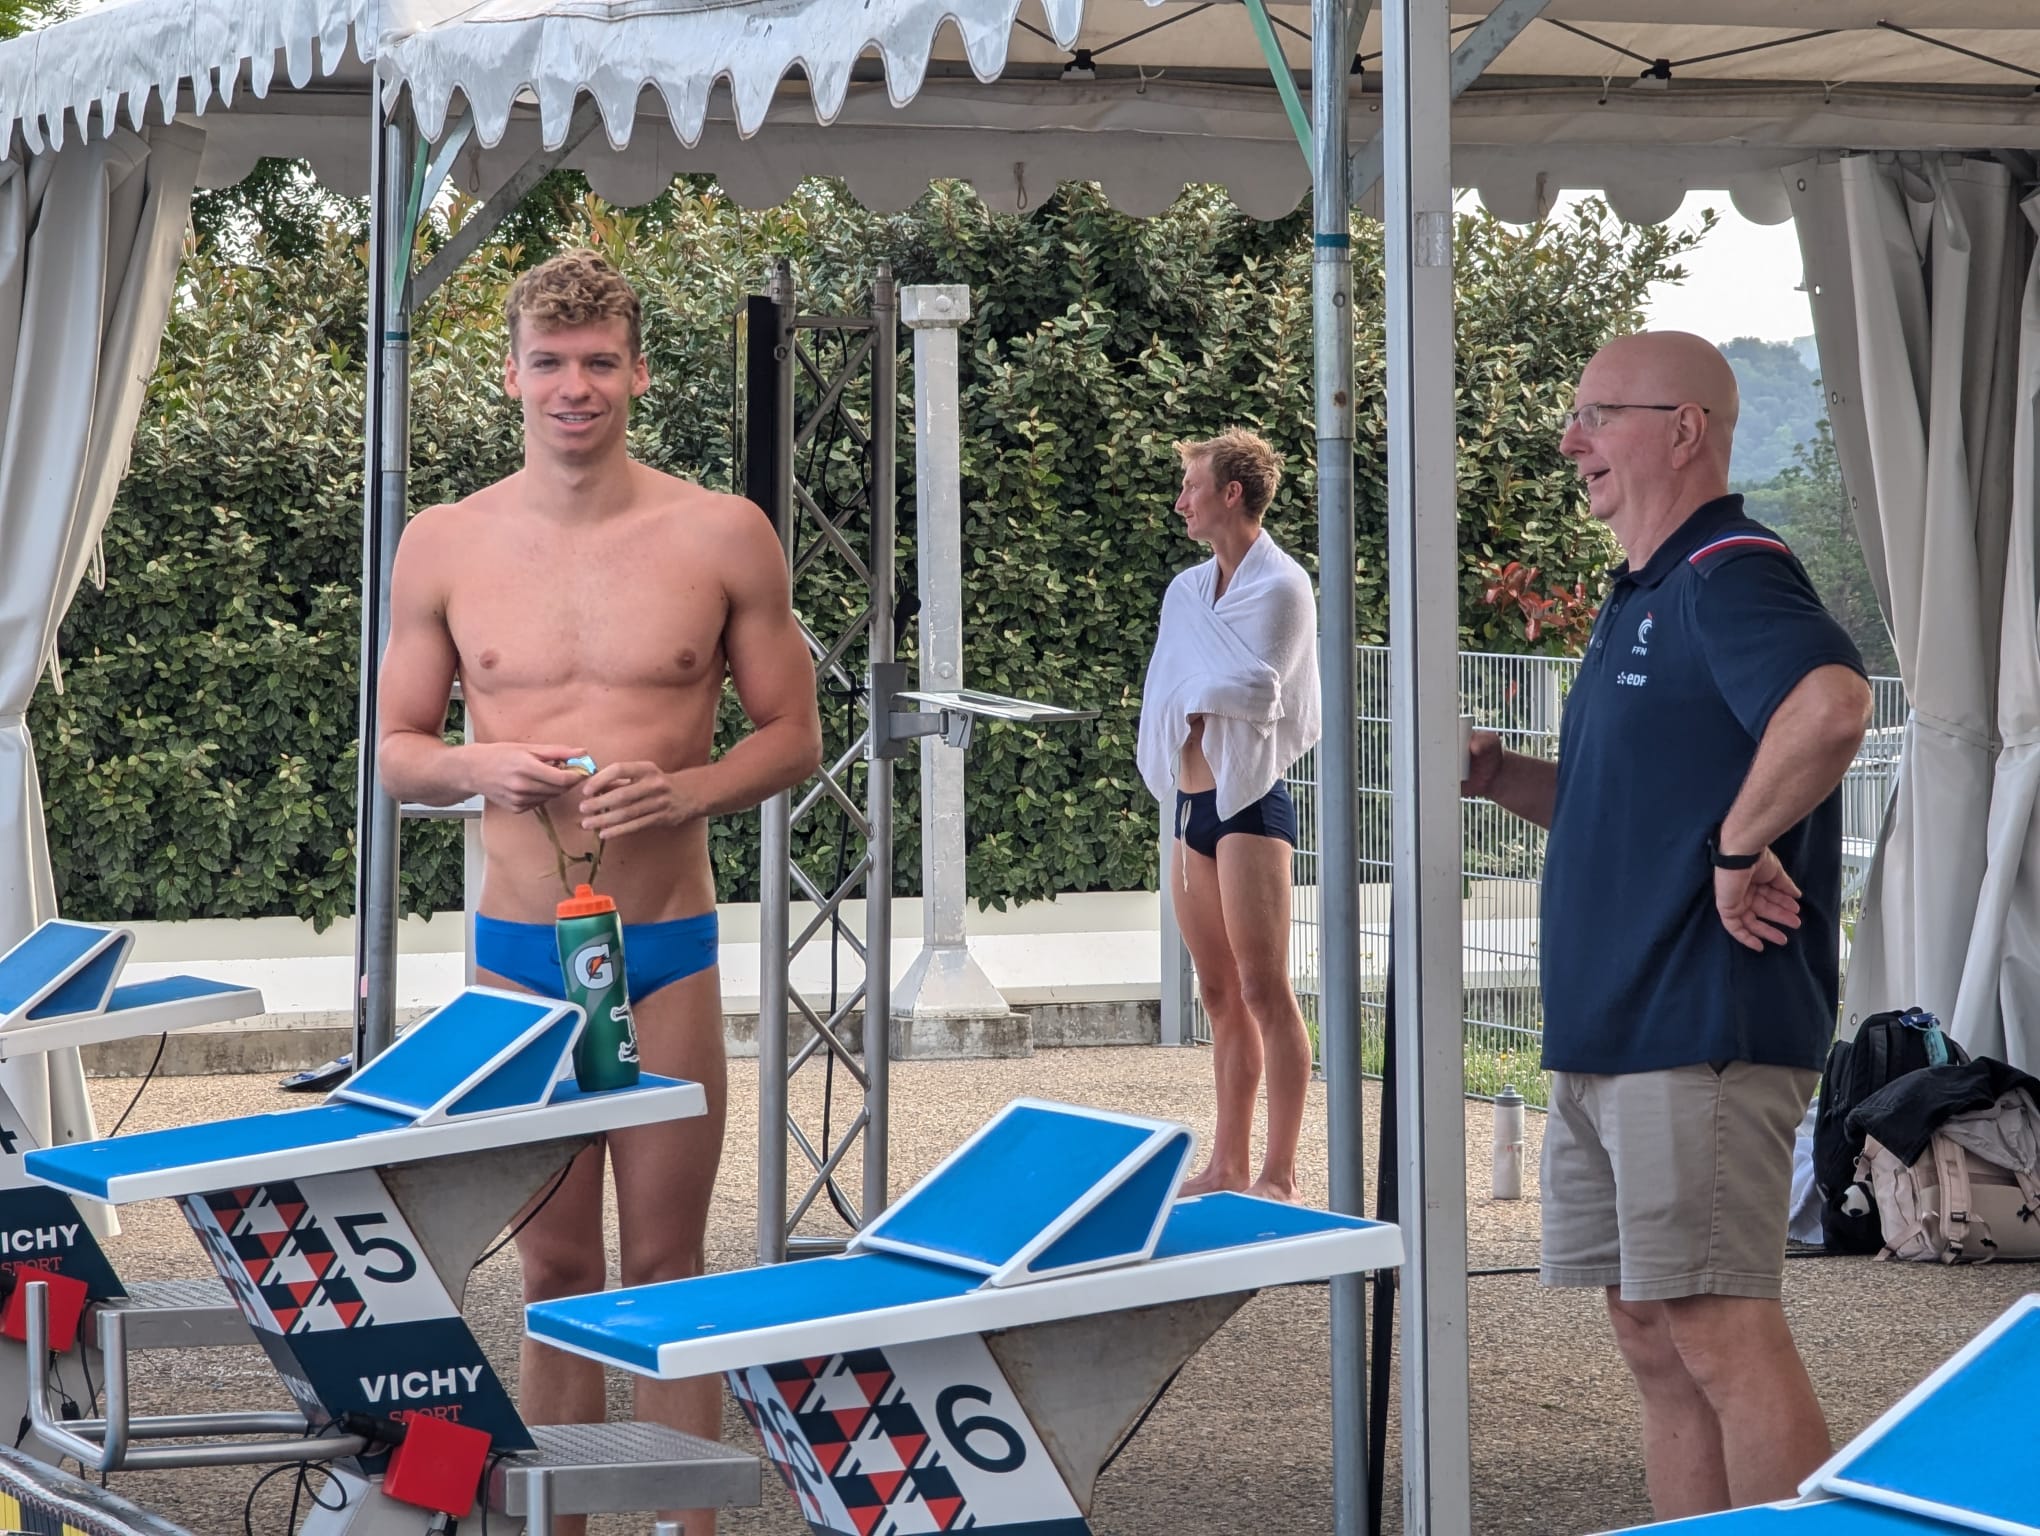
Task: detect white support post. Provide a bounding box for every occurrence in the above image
[463,699,481,986]
[1383,1,1472,1533]
[891,286,1025,1058]
[1157,811,1195,1045]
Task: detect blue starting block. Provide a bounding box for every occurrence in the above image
[0,920,267,1465]
[1600,1293,2040,1536]
[0,918,263,1058]
[528,1098,1402,1536]
[21,984,757,1534]
[1806,1292,2040,1534]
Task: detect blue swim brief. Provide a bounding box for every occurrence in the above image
[1174,782,1298,860]
[474,912,719,1005]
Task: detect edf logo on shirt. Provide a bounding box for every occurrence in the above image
[1616,611,1653,686]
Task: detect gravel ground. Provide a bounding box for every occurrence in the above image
[63,1053,2038,1535]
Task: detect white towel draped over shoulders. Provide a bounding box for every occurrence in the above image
[1137,531,1322,819]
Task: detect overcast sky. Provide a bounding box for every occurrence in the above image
[1640,193,1812,346]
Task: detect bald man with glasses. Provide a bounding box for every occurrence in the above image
[1463,331,1872,1522]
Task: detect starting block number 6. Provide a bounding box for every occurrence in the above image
[730,1333,1081,1536]
[935,1385,1026,1474]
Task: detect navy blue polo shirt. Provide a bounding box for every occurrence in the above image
[1540,495,1867,1075]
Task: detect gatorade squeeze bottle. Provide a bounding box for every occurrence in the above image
[555,885,641,1091]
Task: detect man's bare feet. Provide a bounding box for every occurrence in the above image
[1179,1164,1250,1198]
[1246,1173,1298,1203]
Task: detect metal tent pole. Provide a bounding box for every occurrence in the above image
[1382,0,1471,1531]
[1311,1,1368,1533]
[756,261,797,1265]
[864,266,897,1223]
[352,97,417,1068]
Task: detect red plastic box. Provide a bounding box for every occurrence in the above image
[1,1270,89,1354]
[383,1415,492,1518]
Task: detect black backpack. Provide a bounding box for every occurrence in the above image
[1812,1007,1967,1253]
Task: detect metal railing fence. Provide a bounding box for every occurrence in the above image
[1188,650,1909,1103]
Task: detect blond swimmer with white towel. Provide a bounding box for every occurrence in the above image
[1139,429,1321,1200]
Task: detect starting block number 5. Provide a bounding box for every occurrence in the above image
[180,1171,447,1336]
[729,1333,1082,1536]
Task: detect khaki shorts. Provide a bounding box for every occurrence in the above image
[1540,1062,1819,1302]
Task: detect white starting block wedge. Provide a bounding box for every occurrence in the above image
[1598,1293,2040,1536]
[22,985,759,1533]
[0,919,267,1462]
[528,1099,1403,1536]
[1602,1503,1983,1534]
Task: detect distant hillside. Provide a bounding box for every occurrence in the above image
[1722,335,1823,486]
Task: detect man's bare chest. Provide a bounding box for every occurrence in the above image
[445,539,729,693]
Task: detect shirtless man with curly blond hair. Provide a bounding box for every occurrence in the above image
[378,250,821,1534]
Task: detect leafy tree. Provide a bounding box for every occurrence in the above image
[1447,201,1701,652]
[1722,335,1822,485]
[0,0,72,41]
[1740,417,1897,675]
[31,179,1700,921]
[191,160,364,263]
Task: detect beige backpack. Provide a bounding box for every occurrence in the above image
[1855,1088,2040,1263]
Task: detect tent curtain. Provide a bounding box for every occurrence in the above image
[1788,153,2040,1069]
[0,120,203,1175]
[1955,189,2040,1072]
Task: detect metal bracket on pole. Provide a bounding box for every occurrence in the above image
[869,660,1094,759]
[388,132,432,318]
[417,107,476,216]
[1347,0,1551,204]
[409,97,606,311]
[1241,0,1314,163]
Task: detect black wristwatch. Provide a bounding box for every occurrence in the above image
[1706,828,1761,870]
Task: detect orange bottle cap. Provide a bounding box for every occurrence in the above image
[556,883,616,919]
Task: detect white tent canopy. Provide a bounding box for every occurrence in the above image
[5,2,2040,220]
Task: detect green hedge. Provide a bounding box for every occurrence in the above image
[31,181,1697,924]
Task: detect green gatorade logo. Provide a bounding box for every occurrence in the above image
[571,940,615,990]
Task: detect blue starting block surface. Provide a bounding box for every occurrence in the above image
[26,1075,701,1204]
[1803,1293,2040,1535]
[851,1099,1194,1285]
[0,920,264,1058]
[1603,1499,1972,1534]
[332,987,583,1125]
[24,984,703,1204]
[530,1191,1402,1379]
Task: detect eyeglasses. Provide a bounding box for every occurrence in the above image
[1560,402,1711,433]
